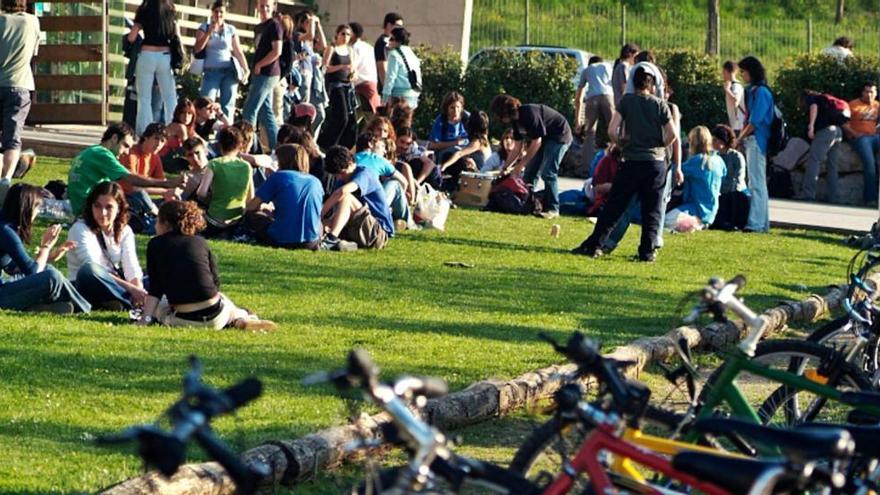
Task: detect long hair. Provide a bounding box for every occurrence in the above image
[136,0,177,39]
[83,181,129,243]
[439,91,465,123]
[498,128,514,161]
[466,111,490,147]
[173,99,196,137]
[366,116,397,142]
[738,56,766,84]
[688,126,713,169]
[0,184,43,244]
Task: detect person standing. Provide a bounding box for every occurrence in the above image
[127,0,179,136]
[610,43,638,107]
[375,11,403,87]
[349,22,379,114]
[798,90,848,202]
[382,27,421,110]
[194,0,249,121]
[575,55,614,174]
[490,94,572,219]
[571,67,680,262]
[736,56,773,232]
[842,82,880,204]
[317,24,358,150]
[721,60,745,135]
[0,0,39,182]
[241,0,282,151]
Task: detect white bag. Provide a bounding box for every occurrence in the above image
[414,183,451,231]
[189,57,204,76]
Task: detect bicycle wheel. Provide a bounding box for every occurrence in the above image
[807,315,880,386]
[700,339,872,428]
[356,458,537,495]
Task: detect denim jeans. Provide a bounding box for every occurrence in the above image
[850,135,880,203]
[74,261,132,309]
[744,136,769,232]
[0,266,91,312]
[801,125,843,200]
[241,75,279,151]
[200,66,239,121]
[383,180,410,222]
[523,139,570,213]
[135,51,178,136]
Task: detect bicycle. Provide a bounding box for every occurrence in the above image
[98,356,268,495]
[304,349,539,494]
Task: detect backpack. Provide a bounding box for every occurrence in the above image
[484,176,541,215]
[751,84,788,157]
[820,93,852,126]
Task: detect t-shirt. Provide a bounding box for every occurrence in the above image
[578,62,614,100]
[806,94,848,131]
[374,34,390,62]
[624,61,666,100]
[352,39,378,84]
[587,153,619,215]
[355,151,396,178]
[119,143,165,195]
[848,98,879,136]
[134,5,174,47]
[199,22,237,70]
[345,166,394,235]
[616,93,671,162]
[512,104,573,146]
[611,60,629,107]
[746,84,774,154]
[253,17,282,77]
[68,145,131,216]
[725,81,746,131]
[255,170,322,244]
[206,156,252,222]
[718,148,747,194]
[428,115,468,144]
[680,152,726,224]
[0,12,39,90]
[147,232,219,305]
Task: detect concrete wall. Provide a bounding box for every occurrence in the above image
[316,0,472,63]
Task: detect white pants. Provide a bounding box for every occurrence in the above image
[154,293,249,330]
[135,51,178,136]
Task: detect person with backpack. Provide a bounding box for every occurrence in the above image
[797,90,850,202]
[381,27,420,110]
[736,56,773,233]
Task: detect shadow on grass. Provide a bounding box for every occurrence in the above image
[776,229,849,248]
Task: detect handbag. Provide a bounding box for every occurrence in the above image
[189,47,206,76]
[395,47,421,92]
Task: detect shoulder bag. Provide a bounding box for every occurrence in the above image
[395,47,422,92]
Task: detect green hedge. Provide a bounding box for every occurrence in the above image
[775,54,880,139]
[413,45,465,138]
[656,50,727,135]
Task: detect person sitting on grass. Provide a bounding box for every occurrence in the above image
[67,181,146,311]
[664,126,726,232]
[427,91,469,164]
[480,128,516,173]
[395,126,441,189]
[67,122,185,219]
[197,126,254,237]
[244,143,333,250]
[177,137,210,204]
[354,132,415,228]
[710,124,749,230]
[137,199,277,331]
[118,122,169,223]
[194,96,230,142]
[0,184,89,314]
[321,145,393,250]
[439,111,492,177]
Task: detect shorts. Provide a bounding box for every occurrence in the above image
[0,87,31,151]
[342,204,388,249]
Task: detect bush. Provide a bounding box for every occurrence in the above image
[656,50,727,136]
[413,45,464,138]
[461,49,578,137]
[775,54,880,139]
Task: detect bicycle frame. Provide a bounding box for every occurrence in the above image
[542,420,729,495]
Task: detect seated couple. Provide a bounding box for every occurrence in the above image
[245,145,395,251]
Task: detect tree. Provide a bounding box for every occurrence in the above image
[835,0,845,23]
[705,0,720,55]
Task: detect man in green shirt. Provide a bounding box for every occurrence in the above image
[67,123,185,216]
[0,0,40,181]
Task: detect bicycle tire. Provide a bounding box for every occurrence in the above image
[807,314,880,384]
[356,460,538,495]
[699,339,872,428]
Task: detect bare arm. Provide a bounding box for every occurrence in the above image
[321,180,358,217]
[126,23,141,44]
[574,86,585,128]
[607,111,623,144]
[230,32,250,79]
[245,195,264,213]
[196,168,214,200]
[194,27,210,53]
[807,103,818,139]
[120,173,183,190]
[440,141,481,171]
[512,138,542,177]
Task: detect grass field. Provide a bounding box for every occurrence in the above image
[0,157,862,493]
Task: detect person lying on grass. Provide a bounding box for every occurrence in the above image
[66,181,146,311]
[137,199,276,331]
[0,184,89,314]
[321,145,394,250]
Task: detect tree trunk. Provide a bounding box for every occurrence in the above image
[835,0,845,24]
[101,276,876,495]
[706,0,720,55]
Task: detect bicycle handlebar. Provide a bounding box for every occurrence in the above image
[698,276,766,357]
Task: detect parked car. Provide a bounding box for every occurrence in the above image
[468,45,594,90]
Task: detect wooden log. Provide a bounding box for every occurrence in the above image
[101,277,873,494]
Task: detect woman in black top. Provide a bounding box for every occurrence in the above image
[137,200,276,331]
[317,24,358,150]
[127,0,179,136]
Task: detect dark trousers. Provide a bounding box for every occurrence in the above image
[583,159,667,256]
[317,84,357,150]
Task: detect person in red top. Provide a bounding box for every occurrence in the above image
[118,122,168,218]
[586,144,620,216]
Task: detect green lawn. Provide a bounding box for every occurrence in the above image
[0,157,860,493]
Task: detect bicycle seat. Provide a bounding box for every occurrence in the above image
[802,423,880,460]
[672,452,792,494]
[692,417,854,463]
[841,391,880,410]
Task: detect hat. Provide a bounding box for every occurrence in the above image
[293,103,316,123]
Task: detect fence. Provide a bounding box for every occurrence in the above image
[470,0,880,76]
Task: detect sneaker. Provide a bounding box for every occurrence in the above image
[571,243,603,258]
[319,234,358,252]
[234,318,278,333]
[26,302,75,314]
[536,210,560,219]
[636,250,657,263]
